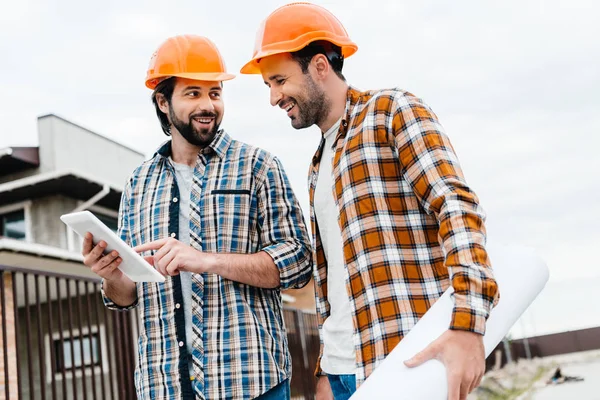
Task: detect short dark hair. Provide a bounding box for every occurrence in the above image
[151,77,176,136]
[291,41,345,81]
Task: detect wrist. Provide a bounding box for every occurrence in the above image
[104,273,133,289]
[203,253,220,274]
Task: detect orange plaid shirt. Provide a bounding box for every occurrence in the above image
[308,87,499,384]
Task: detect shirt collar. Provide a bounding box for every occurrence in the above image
[154,129,233,160]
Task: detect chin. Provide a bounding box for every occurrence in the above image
[291,121,310,130]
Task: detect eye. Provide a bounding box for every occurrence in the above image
[210,92,221,99]
[186,91,199,98]
[275,78,285,85]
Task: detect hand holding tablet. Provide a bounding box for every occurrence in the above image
[61,211,165,283]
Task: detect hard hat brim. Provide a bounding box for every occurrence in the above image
[240,38,357,75]
[146,72,236,89]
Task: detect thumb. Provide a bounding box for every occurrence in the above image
[404,344,437,368]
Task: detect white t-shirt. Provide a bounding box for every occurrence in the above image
[314,119,356,374]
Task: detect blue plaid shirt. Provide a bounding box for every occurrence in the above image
[102,130,312,399]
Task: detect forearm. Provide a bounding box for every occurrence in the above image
[102,276,137,307]
[207,251,281,288]
[392,93,498,332]
[437,188,498,333]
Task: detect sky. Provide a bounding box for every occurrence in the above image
[0,0,598,336]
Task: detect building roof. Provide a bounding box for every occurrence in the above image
[0,169,123,209]
[0,146,40,176]
[0,237,83,263]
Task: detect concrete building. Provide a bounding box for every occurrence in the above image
[0,114,319,399]
[0,114,144,399]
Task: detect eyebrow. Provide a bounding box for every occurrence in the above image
[183,86,222,91]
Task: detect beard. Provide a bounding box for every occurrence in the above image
[289,75,331,130]
[169,104,221,147]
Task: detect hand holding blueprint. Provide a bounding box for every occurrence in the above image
[350,244,549,399]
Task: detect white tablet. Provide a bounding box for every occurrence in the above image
[60,211,165,283]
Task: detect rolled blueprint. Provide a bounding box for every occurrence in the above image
[350,244,550,399]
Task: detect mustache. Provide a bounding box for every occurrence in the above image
[190,111,217,119]
[280,97,297,107]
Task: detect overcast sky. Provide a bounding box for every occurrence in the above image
[1,0,599,333]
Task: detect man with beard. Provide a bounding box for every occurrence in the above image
[81,35,312,400]
[241,4,499,400]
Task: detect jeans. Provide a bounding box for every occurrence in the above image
[327,374,356,400]
[255,379,290,400]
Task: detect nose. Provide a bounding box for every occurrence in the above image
[270,86,283,107]
[197,95,215,112]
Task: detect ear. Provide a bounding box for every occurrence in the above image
[156,93,170,115]
[311,54,331,80]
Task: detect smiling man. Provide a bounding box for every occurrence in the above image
[81,35,312,400]
[241,3,499,400]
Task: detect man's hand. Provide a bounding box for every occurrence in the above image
[82,232,136,307]
[134,238,216,276]
[315,376,334,400]
[404,330,485,400]
[82,232,124,281]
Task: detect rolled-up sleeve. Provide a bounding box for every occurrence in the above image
[257,156,313,289]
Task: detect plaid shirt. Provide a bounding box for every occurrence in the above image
[103,130,312,399]
[309,87,499,384]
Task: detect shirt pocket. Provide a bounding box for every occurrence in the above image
[205,187,254,253]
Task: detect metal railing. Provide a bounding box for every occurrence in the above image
[1,264,324,400]
[283,309,319,400]
[0,266,137,400]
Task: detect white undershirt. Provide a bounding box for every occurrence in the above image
[314,119,356,374]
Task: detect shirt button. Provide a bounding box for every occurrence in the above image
[173,197,178,203]
[179,341,184,347]
[170,232,176,238]
[175,303,181,309]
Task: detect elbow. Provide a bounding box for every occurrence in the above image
[266,238,313,290]
[279,250,313,290]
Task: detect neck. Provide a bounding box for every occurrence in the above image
[318,79,349,133]
[170,130,203,166]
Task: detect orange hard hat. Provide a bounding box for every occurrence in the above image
[240,2,357,74]
[145,35,235,89]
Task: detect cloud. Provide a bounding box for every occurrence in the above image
[0,0,598,294]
